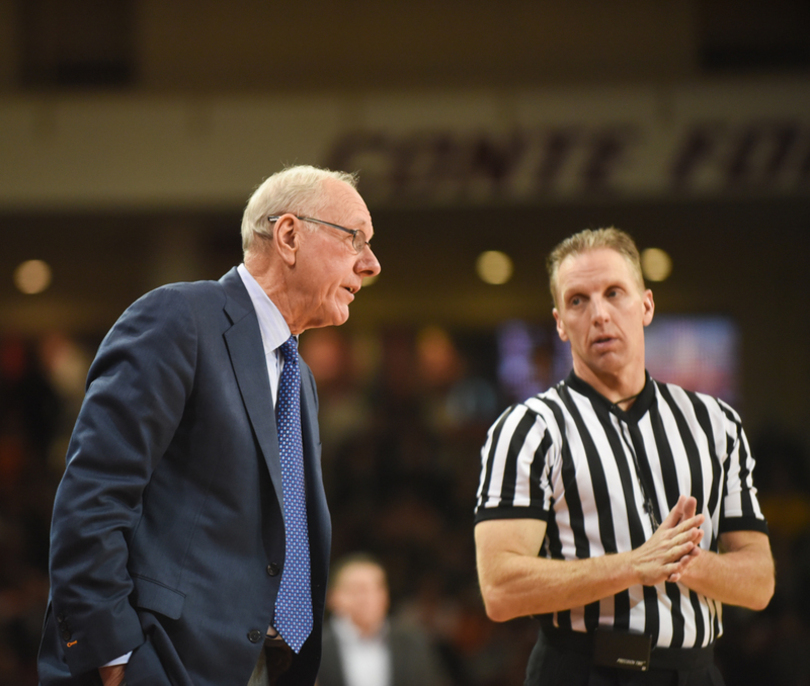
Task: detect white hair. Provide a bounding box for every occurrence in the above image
[240,165,358,255]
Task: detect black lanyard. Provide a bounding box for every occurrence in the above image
[612,409,660,531]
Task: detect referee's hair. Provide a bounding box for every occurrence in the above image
[546,227,644,307]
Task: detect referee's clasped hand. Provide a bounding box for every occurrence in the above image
[631,494,704,587]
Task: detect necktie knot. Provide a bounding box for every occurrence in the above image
[279,335,298,363]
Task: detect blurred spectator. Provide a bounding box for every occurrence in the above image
[318,553,450,686]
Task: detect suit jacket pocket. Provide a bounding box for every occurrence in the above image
[131,575,185,620]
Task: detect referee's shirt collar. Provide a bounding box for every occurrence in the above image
[565,370,655,422]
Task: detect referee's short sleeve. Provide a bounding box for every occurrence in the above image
[718,515,769,535]
[474,402,556,525]
[718,401,769,534]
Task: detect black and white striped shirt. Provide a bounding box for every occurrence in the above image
[475,371,768,649]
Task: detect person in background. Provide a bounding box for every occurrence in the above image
[37,165,381,686]
[319,553,450,686]
[474,227,774,685]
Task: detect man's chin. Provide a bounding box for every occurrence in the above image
[325,307,350,328]
[335,307,350,326]
[577,355,624,378]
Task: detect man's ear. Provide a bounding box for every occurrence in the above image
[642,289,655,327]
[553,308,569,342]
[274,214,299,266]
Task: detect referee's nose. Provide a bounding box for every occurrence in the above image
[590,295,610,324]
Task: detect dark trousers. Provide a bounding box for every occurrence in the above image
[248,638,294,686]
[525,631,725,686]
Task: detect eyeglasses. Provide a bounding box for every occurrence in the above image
[267,215,369,255]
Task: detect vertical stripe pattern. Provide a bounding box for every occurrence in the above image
[474,372,768,648]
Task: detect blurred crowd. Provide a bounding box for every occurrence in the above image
[1,327,808,685]
[0,335,66,685]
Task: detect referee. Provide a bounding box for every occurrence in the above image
[474,228,774,685]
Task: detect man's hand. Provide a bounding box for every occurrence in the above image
[666,492,702,582]
[630,494,704,586]
[99,665,126,686]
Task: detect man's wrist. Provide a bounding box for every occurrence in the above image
[99,663,126,686]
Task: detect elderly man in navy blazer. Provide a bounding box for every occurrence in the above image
[37,165,381,686]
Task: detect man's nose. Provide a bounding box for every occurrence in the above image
[590,297,609,323]
[358,246,381,277]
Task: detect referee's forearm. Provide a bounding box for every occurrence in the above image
[476,503,703,621]
[478,551,639,622]
[678,533,775,610]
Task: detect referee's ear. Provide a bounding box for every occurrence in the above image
[642,289,655,327]
[553,308,569,342]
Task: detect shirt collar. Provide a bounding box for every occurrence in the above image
[565,369,655,422]
[236,263,291,355]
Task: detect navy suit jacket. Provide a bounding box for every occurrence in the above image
[38,268,331,686]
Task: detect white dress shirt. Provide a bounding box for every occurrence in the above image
[332,615,392,686]
[236,263,292,405]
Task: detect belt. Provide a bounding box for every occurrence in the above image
[541,627,715,671]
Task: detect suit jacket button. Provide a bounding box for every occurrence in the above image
[56,613,65,623]
[267,563,280,576]
[61,630,72,641]
[248,629,263,643]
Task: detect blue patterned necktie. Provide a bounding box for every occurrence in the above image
[273,336,313,653]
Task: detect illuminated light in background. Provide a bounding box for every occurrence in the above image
[476,250,513,285]
[14,259,52,294]
[362,274,379,287]
[641,247,672,282]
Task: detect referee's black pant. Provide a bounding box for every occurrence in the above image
[526,630,724,686]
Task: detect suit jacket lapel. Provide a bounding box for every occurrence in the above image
[300,360,331,591]
[220,268,285,511]
[300,365,322,503]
